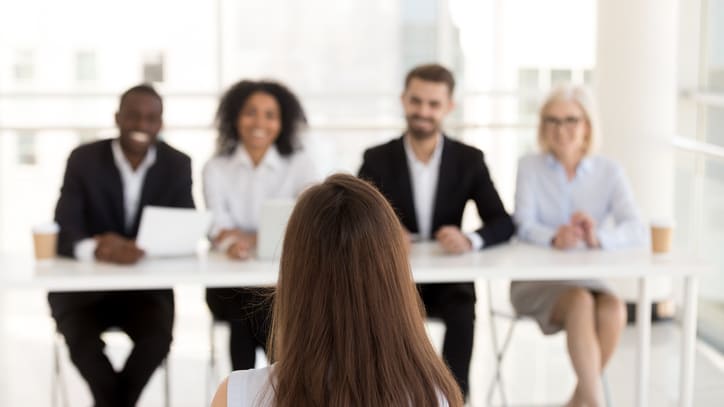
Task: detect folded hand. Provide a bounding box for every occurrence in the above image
[435,225,472,254]
[94,232,144,264]
[571,211,600,248]
[552,225,584,250]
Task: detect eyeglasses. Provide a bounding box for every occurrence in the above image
[542,115,583,130]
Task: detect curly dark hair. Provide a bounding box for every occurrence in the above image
[215,80,307,157]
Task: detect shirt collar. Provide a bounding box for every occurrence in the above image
[403,133,444,167]
[579,156,593,174]
[111,138,157,174]
[231,145,283,170]
[545,153,593,176]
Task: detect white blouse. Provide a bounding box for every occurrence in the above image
[226,366,274,407]
[225,365,450,407]
[203,146,318,238]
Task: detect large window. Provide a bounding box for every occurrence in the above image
[12,50,34,82]
[703,0,724,147]
[706,0,724,91]
[0,0,597,252]
[75,51,98,82]
[674,0,724,304]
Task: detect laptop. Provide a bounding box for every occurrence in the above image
[257,199,296,260]
[136,206,212,257]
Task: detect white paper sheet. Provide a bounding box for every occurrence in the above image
[257,199,296,260]
[136,206,211,257]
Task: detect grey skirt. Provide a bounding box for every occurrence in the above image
[510,280,613,335]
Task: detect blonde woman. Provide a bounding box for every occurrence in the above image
[211,174,463,407]
[511,84,646,407]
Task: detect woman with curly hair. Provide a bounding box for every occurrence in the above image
[204,80,318,371]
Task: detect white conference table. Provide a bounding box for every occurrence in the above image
[0,242,710,407]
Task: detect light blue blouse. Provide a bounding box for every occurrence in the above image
[514,153,647,249]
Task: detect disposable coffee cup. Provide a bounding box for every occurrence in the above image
[650,219,674,254]
[32,222,59,261]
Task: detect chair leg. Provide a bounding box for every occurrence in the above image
[206,318,218,406]
[51,336,59,407]
[163,357,170,407]
[486,280,517,407]
[602,372,611,407]
[52,333,70,407]
[486,280,501,406]
[487,316,516,406]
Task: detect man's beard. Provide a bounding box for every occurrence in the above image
[405,116,439,141]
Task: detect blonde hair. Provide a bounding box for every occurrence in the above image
[538,84,600,156]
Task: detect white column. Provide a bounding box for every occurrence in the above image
[596,0,678,301]
[680,276,699,407]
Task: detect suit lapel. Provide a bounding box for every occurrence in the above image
[102,141,126,231]
[392,137,419,233]
[134,146,163,234]
[432,136,455,230]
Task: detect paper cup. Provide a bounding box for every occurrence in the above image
[650,219,674,254]
[32,222,59,261]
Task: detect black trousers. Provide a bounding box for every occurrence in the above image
[206,287,272,371]
[419,282,476,398]
[53,290,174,407]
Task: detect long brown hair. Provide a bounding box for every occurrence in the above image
[267,174,463,407]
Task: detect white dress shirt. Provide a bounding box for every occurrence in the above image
[203,145,318,238]
[111,139,157,230]
[514,153,647,249]
[403,134,483,249]
[74,139,157,261]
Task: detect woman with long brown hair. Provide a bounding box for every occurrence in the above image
[211,174,463,407]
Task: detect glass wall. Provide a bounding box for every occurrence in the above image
[675,0,724,300]
[703,0,724,148]
[0,0,597,253]
[672,0,724,356]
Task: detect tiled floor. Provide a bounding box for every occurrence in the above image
[2,283,723,406]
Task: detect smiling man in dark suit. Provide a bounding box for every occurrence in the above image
[358,64,514,398]
[49,84,194,407]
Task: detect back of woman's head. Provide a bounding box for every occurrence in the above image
[269,174,463,407]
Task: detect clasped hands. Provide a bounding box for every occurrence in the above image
[94,232,144,264]
[93,228,258,264]
[214,229,257,260]
[404,225,472,255]
[552,211,600,250]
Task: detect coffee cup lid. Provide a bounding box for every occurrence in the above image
[650,218,675,228]
[33,222,59,234]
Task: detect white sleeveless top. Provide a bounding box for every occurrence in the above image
[226,365,450,407]
[227,366,274,407]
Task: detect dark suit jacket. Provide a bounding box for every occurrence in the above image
[49,138,195,319]
[358,135,514,247]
